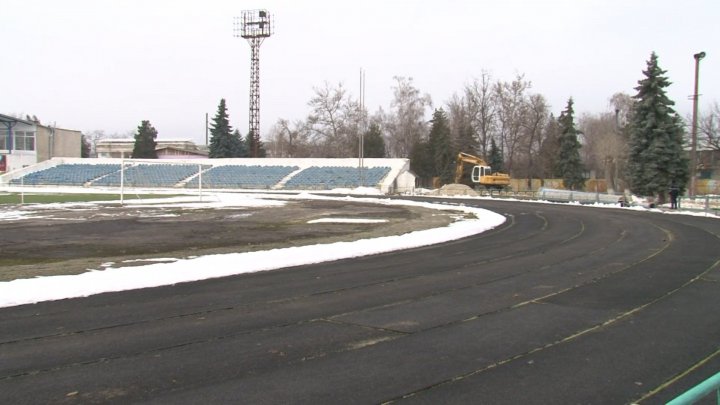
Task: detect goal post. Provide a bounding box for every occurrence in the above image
[117,159,206,205]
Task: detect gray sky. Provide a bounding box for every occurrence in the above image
[1,0,717,145]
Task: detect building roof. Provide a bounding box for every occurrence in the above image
[0,113,35,126]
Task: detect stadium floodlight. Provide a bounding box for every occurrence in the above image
[234,10,273,157]
[690,51,706,197]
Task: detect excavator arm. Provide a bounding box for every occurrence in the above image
[454,152,489,183]
[454,152,511,189]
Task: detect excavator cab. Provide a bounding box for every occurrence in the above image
[471,165,493,183]
[454,152,511,190]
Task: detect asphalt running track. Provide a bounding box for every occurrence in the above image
[1,198,720,404]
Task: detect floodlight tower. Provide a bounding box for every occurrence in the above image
[234,10,273,157]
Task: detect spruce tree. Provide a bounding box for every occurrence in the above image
[409,139,433,186]
[428,109,454,184]
[488,138,503,174]
[627,52,689,198]
[209,99,235,158]
[555,98,585,190]
[131,120,158,159]
[81,135,91,158]
[232,129,248,157]
[245,131,266,157]
[539,114,561,179]
[454,120,478,157]
[362,123,386,158]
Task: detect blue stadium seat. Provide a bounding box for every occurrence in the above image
[283,166,391,190]
[184,165,298,189]
[10,164,121,186]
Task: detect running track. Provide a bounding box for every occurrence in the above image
[1,198,719,404]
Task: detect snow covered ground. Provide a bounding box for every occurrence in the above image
[0,187,716,308]
[0,190,506,308]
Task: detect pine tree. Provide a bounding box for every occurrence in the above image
[81,135,91,158]
[409,139,433,186]
[245,131,266,157]
[232,129,248,157]
[362,123,386,158]
[209,99,235,158]
[627,52,689,199]
[555,98,585,190]
[488,138,503,174]
[428,109,454,183]
[131,120,158,159]
[454,119,478,157]
[539,114,560,179]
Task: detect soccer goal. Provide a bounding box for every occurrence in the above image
[117,158,209,205]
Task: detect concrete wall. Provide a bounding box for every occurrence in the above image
[35,126,82,162]
[509,178,607,192]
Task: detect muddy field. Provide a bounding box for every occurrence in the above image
[0,199,459,281]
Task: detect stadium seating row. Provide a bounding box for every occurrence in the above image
[284,166,391,189]
[10,163,392,190]
[10,164,120,186]
[185,165,298,189]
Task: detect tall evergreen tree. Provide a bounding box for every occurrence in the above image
[539,113,561,179]
[245,131,266,157]
[627,52,689,198]
[81,135,91,158]
[361,123,386,158]
[454,117,478,157]
[488,138,503,173]
[131,120,158,159]
[555,98,585,190]
[232,129,248,157]
[209,99,236,158]
[428,109,454,183]
[409,139,433,186]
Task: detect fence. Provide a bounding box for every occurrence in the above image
[679,195,720,216]
[667,371,720,404]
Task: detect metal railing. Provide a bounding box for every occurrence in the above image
[667,371,720,404]
[679,195,720,217]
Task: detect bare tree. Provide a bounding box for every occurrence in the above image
[445,93,477,155]
[385,76,432,158]
[305,82,362,157]
[699,101,720,150]
[83,130,107,157]
[494,74,531,175]
[609,92,634,128]
[465,71,496,157]
[579,111,628,192]
[266,118,311,157]
[519,93,550,183]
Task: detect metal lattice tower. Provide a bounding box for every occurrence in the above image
[234,10,273,157]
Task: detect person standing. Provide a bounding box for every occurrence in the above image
[669,184,680,209]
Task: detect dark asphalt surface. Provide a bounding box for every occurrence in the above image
[1,198,719,404]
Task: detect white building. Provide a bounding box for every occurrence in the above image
[95,139,208,159]
[0,114,82,173]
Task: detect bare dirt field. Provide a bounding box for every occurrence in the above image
[0,199,459,281]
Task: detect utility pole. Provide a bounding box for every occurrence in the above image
[690,51,706,197]
[358,68,366,187]
[234,10,273,157]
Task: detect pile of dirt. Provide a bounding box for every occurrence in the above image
[428,183,479,197]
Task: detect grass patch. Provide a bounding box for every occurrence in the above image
[0,193,176,205]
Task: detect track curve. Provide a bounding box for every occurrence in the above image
[1,198,719,404]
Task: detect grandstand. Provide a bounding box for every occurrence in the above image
[9,163,120,186]
[0,158,415,194]
[284,166,391,190]
[92,164,201,188]
[184,165,298,189]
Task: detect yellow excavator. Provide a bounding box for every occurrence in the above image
[454,152,511,189]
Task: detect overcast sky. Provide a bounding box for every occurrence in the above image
[1,0,717,145]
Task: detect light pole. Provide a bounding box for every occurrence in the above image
[690,51,706,197]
